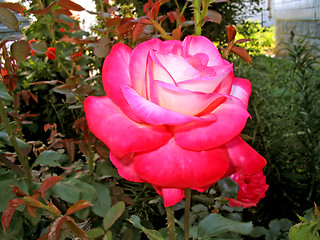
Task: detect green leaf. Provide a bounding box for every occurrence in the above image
[93,45,110,58]
[53,178,97,204]
[197,213,253,238]
[30,42,48,54]
[34,150,63,166]
[87,227,105,239]
[128,215,165,240]
[0,7,19,31]
[0,211,24,240]
[92,182,111,217]
[103,231,112,240]
[0,82,12,101]
[11,40,30,62]
[217,177,239,198]
[0,131,30,152]
[103,202,125,231]
[95,159,120,179]
[0,169,28,212]
[289,220,320,240]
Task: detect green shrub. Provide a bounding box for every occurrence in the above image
[236,20,275,56]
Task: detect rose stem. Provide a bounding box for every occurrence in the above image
[193,0,202,36]
[166,206,176,240]
[184,188,191,240]
[0,98,32,183]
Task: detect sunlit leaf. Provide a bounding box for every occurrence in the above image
[40,176,63,195]
[129,215,165,240]
[103,202,125,231]
[0,6,19,31]
[30,42,48,54]
[66,200,93,216]
[11,40,30,62]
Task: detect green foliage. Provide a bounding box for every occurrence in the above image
[236,20,275,56]
[289,206,320,240]
[235,38,320,222]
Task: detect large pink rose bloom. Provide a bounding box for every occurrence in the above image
[84,36,266,207]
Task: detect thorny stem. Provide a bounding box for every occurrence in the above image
[87,144,95,184]
[0,152,25,177]
[184,189,191,240]
[0,98,32,183]
[166,206,176,240]
[193,0,202,36]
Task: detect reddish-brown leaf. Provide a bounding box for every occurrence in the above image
[231,46,252,64]
[133,21,146,41]
[37,232,49,240]
[73,117,86,133]
[29,91,38,103]
[95,141,109,159]
[30,2,57,16]
[66,200,93,216]
[54,8,73,16]
[140,18,151,25]
[32,190,41,201]
[27,206,38,218]
[58,0,85,11]
[48,216,65,240]
[10,185,28,197]
[64,216,88,239]
[117,18,134,36]
[48,200,62,216]
[105,18,122,27]
[151,2,161,20]
[226,25,236,44]
[206,9,222,24]
[172,26,182,40]
[236,38,251,43]
[29,80,61,86]
[62,139,75,162]
[24,196,43,208]
[21,89,30,105]
[168,11,178,23]
[0,3,25,13]
[40,176,63,195]
[2,199,25,233]
[77,140,89,157]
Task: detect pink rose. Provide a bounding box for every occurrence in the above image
[84,36,266,207]
[227,171,269,208]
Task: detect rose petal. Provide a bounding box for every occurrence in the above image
[152,51,200,83]
[177,63,233,93]
[173,97,250,150]
[230,78,252,109]
[84,96,171,158]
[225,136,267,175]
[122,85,212,125]
[110,153,144,182]
[155,80,226,116]
[102,42,132,98]
[130,38,162,98]
[130,39,183,98]
[101,42,141,121]
[153,185,185,207]
[183,36,223,66]
[134,138,229,189]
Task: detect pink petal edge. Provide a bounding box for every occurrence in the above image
[84,96,171,158]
